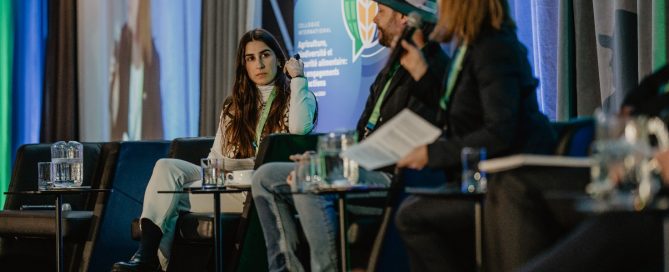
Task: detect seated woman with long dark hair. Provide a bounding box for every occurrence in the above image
[112,28,317,272]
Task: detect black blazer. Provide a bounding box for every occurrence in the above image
[356,41,449,139]
[422,26,556,170]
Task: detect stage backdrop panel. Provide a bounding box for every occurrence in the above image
[295,0,389,132]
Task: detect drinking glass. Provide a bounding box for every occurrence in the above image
[461,147,487,193]
[201,158,224,189]
[37,162,52,191]
[317,131,359,187]
[588,115,668,209]
[292,151,321,192]
[594,108,626,141]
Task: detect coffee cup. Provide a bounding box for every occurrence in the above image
[226,170,254,185]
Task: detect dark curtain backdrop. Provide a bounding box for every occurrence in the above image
[557,0,669,119]
[508,0,668,121]
[41,0,79,142]
[199,0,250,136]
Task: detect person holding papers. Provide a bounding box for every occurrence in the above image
[251,0,448,270]
[112,29,316,271]
[393,0,556,270]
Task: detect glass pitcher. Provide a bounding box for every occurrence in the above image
[51,141,84,188]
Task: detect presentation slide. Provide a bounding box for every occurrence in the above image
[78,0,201,141]
[294,0,389,132]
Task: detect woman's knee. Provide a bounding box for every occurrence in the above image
[153,158,182,174]
[252,163,274,192]
[151,158,199,185]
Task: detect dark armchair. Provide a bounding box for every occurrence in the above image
[0,142,120,271]
[82,141,171,271]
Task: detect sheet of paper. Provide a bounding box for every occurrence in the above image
[341,109,442,170]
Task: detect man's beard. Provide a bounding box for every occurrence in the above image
[378,28,394,47]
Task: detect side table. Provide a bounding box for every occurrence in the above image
[303,186,390,272]
[5,187,111,272]
[158,185,250,272]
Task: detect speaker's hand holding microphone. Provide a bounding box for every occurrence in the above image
[398,29,429,81]
[387,11,429,81]
[284,54,304,79]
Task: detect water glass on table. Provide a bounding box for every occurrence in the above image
[587,112,669,209]
[292,151,321,192]
[461,147,487,193]
[317,131,359,187]
[201,158,224,189]
[37,162,52,190]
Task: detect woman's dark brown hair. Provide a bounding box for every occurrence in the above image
[222,29,290,158]
[431,0,515,45]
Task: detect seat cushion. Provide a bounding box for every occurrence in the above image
[0,210,93,240]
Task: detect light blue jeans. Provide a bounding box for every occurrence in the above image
[252,162,391,272]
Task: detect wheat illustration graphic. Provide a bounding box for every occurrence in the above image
[342,0,379,62]
[357,0,378,45]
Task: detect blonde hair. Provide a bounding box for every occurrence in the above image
[431,0,514,45]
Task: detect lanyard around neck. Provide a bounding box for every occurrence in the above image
[367,63,400,130]
[440,44,468,111]
[254,88,277,150]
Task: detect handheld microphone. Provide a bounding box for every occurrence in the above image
[382,12,423,73]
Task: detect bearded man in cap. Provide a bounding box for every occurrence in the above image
[251,0,448,271]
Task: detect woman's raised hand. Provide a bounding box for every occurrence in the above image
[284,57,304,78]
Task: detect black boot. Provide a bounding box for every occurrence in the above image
[112,219,163,272]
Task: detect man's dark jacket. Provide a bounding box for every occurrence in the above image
[356,41,449,139]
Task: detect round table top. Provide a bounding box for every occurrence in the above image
[278,185,390,195]
[4,187,112,195]
[405,186,485,200]
[158,185,250,194]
